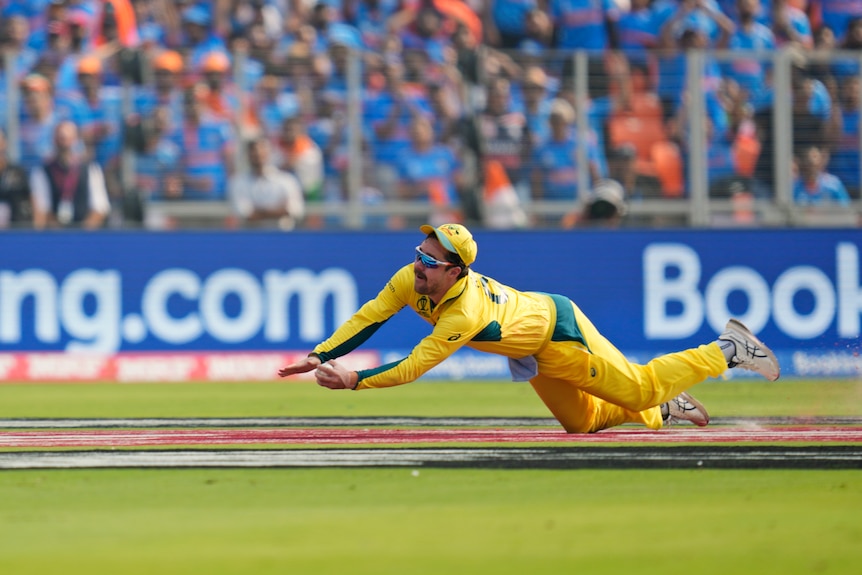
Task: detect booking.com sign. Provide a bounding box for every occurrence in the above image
[644,242,862,340]
[0,231,859,353]
[0,268,357,353]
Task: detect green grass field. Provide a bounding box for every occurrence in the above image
[1,378,861,419]
[0,379,860,575]
[1,468,859,575]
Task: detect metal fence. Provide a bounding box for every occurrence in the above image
[3,46,861,230]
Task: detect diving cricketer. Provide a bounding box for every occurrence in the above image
[278,223,780,432]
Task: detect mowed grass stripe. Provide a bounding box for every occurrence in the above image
[0,468,860,575]
[1,380,861,419]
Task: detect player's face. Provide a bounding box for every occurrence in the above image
[414,238,458,299]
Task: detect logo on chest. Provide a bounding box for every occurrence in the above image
[416,295,434,318]
[416,295,431,317]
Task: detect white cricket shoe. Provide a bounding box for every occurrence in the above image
[661,391,710,427]
[719,319,780,381]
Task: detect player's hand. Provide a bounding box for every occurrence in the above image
[314,360,356,390]
[277,355,321,378]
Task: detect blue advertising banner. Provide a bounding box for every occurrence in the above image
[1,229,861,378]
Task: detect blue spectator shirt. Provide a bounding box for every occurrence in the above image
[492,0,538,37]
[394,144,461,205]
[173,114,234,200]
[136,137,182,199]
[617,7,661,62]
[18,112,60,172]
[761,5,812,48]
[829,108,860,191]
[133,89,185,132]
[706,138,737,183]
[831,58,861,79]
[679,92,732,182]
[364,89,432,167]
[257,93,301,141]
[55,54,86,93]
[399,31,449,64]
[550,0,618,51]
[662,0,727,46]
[752,78,834,117]
[531,132,601,200]
[9,49,39,81]
[716,0,774,24]
[516,38,550,56]
[1,0,50,43]
[307,116,345,181]
[793,173,850,205]
[138,19,168,47]
[656,52,723,104]
[724,23,775,99]
[651,0,678,29]
[354,0,399,49]
[807,79,833,121]
[524,98,553,147]
[716,0,811,49]
[58,86,125,169]
[819,0,862,40]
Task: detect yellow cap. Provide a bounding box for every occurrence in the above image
[419,223,477,266]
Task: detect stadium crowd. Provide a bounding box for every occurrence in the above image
[0,0,860,230]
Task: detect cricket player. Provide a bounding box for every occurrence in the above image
[278,223,780,432]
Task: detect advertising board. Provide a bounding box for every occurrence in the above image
[1,229,860,380]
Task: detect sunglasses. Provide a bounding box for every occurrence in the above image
[415,246,454,269]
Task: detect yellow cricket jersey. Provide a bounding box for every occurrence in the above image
[312,264,585,389]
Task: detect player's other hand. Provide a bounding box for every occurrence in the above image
[314,360,357,390]
[277,354,322,378]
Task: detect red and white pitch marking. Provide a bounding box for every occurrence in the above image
[0,425,860,448]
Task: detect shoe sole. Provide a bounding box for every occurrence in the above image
[727,319,781,381]
[678,391,710,427]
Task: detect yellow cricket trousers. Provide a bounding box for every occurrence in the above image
[530,300,728,433]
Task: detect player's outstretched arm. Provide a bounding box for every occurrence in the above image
[277,354,322,378]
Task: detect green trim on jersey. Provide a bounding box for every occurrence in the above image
[471,321,502,342]
[544,293,589,351]
[357,358,407,382]
[317,321,388,362]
